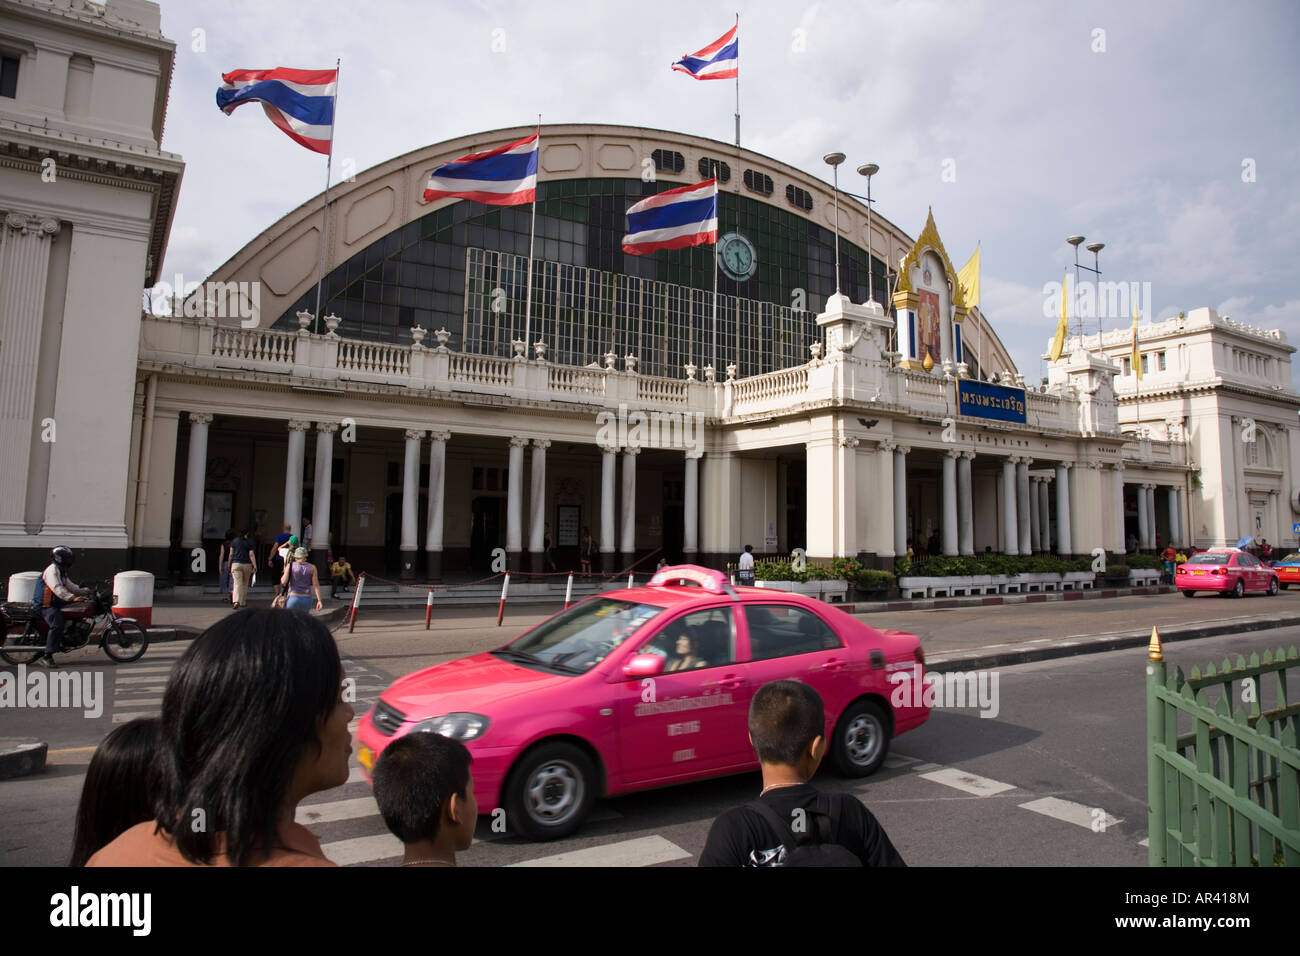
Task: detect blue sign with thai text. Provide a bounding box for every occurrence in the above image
[958,379,1027,424]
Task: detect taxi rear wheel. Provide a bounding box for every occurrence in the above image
[830,700,890,778]
[1268,577,1279,596]
[1232,579,1245,599]
[505,742,596,841]
[1181,590,1196,598]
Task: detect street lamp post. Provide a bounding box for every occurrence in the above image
[857,163,879,306]
[823,152,846,296]
[1066,235,1085,343]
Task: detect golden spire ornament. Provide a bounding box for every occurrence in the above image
[922,351,935,372]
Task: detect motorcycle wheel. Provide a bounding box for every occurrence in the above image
[1,619,45,665]
[101,619,148,663]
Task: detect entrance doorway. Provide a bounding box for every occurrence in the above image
[470,496,505,572]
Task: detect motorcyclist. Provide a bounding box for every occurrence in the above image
[37,546,90,667]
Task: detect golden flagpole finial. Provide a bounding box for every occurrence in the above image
[1147,625,1163,661]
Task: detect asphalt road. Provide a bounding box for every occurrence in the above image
[3,621,1295,867]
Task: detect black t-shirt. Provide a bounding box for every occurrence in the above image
[698,783,905,867]
[229,537,254,564]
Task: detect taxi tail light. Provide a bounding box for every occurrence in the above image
[1214,567,1228,575]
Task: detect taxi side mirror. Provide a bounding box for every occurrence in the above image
[622,653,666,679]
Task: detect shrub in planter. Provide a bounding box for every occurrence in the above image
[1104,564,1130,584]
[1126,554,1162,570]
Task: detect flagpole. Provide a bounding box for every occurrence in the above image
[312,58,341,325]
[734,12,740,146]
[712,226,719,371]
[523,115,540,355]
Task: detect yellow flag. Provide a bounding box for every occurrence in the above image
[1131,301,1142,380]
[1048,270,1068,361]
[957,244,980,308]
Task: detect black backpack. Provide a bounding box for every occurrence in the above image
[745,794,862,867]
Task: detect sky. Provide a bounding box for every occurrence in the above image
[154,0,1300,384]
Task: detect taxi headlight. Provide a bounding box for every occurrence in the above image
[410,713,490,742]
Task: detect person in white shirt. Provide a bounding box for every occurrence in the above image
[738,545,755,586]
[302,518,313,551]
[38,546,90,667]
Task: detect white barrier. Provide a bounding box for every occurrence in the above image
[112,571,154,627]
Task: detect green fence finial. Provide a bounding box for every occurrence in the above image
[1148,625,1163,662]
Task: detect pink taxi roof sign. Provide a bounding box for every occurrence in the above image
[648,564,738,598]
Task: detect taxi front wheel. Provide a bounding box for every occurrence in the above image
[830,700,890,778]
[505,741,597,841]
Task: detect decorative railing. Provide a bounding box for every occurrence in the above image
[732,364,810,407]
[637,376,689,404]
[337,341,410,376]
[211,327,295,365]
[549,365,606,397]
[900,371,947,405]
[449,352,512,387]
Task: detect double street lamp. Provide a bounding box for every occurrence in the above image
[1066,235,1105,342]
[823,153,882,306]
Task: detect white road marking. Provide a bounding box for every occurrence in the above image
[884,753,921,769]
[347,766,366,783]
[912,762,942,772]
[111,696,161,706]
[296,796,378,825]
[981,643,1009,649]
[920,767,1017,797]
[1057,642,1078,647]
[320,831,404,866]
[509,835,690,867]
[111,711,159,723]
[113,672,175,683]
[1019,796,1120,830]
[1138,838,1149,847]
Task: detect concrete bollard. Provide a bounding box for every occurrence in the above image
[348,574,366,633]
[425,589,434,630]
[497,573,510,626]
[112,571,154,627]
[564,572,574,610]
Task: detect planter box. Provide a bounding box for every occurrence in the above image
[946,575,976,597]
[1129,569,1160,587]
[898,576,932,599]
[819,580,849,602]
[755,580,795,591]
[1002,573,1029,594]
[1061,571,1095,591]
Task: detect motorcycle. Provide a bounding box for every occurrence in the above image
[0,581,149,665]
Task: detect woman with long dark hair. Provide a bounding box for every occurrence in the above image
[87,609,353,866]
[69,717,158,866]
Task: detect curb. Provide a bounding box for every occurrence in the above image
[846,584,1176,615]
[924,613,1300,673]
[0,738,48,780]
[142,605,350,643]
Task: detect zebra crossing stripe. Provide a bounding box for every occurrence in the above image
[883,753,921,769]
[112,711,159,723]
[1019,796,1120,830]
[111,696,162,706]
[509,835,690,867]
[114,672,174,683]
[919,768,1017,797]
[319,832,404,867]
[296,796,379,825]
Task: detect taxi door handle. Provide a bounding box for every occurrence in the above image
[816,659,847,671]
[713,674,744,689]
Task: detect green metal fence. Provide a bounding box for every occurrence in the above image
[1146,627,1300,866]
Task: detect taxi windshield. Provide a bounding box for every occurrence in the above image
[1186,553,1230,565]
[502,598,664,674]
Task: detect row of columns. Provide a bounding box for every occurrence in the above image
[177,413,702,579]
[1133,481,1185,549]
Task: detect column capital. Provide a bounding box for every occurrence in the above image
[840,436,861,449]
[599,442,618,456]
[1057,461,1073,472]
[4,212,60,239]
[315,421,339,435]
[962,450,976,460]
[1085,460,1104,470]
[1112,461,1125,472]
[624,446,642,457]
[879,439,897,454]
[684,449,704,460]
[429,430,451,443]
[189,412,214,426]
[405,428,427,441]
[1019,456,1034,467]
[533,439,552,450]
[287,419,312,432]
[895,444,911,456]
[945,447,962,458]
[509,435,530,448]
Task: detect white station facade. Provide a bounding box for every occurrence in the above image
[2,0,1298,586]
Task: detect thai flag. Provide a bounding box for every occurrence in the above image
[671,24,738,80]
[622,179,718,255]
[422,133,539,206]
[216,67,337,154]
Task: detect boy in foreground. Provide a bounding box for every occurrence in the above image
[373,733,477,867]
[699,679,905,867]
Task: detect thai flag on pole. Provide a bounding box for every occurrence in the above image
[622,179,718,255]
[671,24,738,80]
[422,133,539,206]
[216,67,337,154]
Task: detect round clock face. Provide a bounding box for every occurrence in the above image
[717,232,757,281]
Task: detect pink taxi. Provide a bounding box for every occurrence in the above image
[1176,547,1278,597]
[356,565,929,840]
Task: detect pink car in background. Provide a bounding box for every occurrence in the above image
[356,566,929,840]
[1176,547,1279,598]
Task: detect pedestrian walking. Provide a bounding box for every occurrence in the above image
[218,528,234,600]
[270,523,292,594]
[228,528,256,608]
[302,517,313,551]
[543,524,557,572]
[281,547,323,611]
[738,544,755,586]
[580,526,595,576]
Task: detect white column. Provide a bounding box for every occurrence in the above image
[401,429,424,576]
[284,420,310,537]
[1113,465,1126,553]
[1039,478,1051,551]
[180,412,212,550]
[600,446,617,560]
[426,431,449,577]
[529,439,550,563]
[1055,463,1072,555]
[621,447,639,561]
[1136,481,1149,549]
[1017,457,1032,556]
[893,446,909,557]
[1029,478,1041,552]
[838,437,859,557]
[507,436,527,559]
[1002,457,1019,555]
[1167,485,1179,548]
[1176,487,1186,548]
[311,422,337,557]
[684,451,701,557]
[0,214,60,531]
[1147,486,1158,547]
[957,451,974,556]
[942,449,959,556]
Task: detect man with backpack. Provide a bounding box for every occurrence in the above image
[699,680,905,867]
[34,545,91,668]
